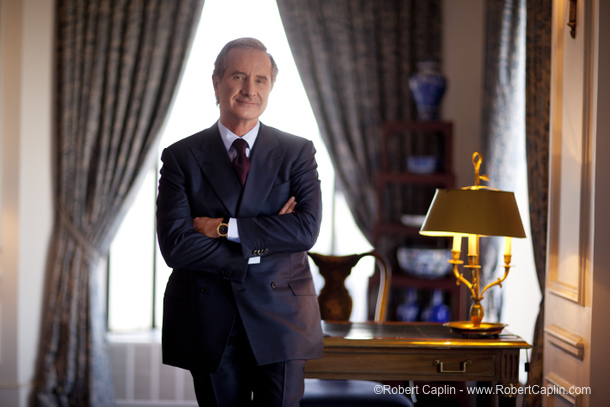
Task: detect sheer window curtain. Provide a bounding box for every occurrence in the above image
[34,1,204,405]
[276,0,442,246]
[480,0,526,323]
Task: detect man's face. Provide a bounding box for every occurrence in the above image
[213,47,273,133]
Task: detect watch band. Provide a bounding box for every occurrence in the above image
[216,217,229,238]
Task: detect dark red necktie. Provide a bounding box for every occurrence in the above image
[232,138,250,187]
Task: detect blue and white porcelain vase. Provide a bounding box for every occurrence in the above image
[421,289,451,323]
[397,288,420,322]
[409,60,447,121]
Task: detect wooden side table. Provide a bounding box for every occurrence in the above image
[305,322,531,406]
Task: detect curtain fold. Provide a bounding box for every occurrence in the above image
[276,0,441,243]
[523,0,552,405]
[35,1,204,405]
[479,0,526,322]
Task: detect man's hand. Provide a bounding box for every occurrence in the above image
[278,196,297,214]
[193,217,223,238]
[193,196,297,237]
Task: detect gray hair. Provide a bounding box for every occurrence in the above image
[213,37,278,85]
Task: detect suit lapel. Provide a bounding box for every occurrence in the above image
[188,123,286,218]
[189,124,243,216]
[238,123,286,217]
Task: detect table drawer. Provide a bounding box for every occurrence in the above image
[426,353,495,376]
[306,349,496,381]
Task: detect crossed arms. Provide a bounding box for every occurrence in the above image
[193,196,297,238]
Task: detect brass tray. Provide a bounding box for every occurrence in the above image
[444,321,508,336]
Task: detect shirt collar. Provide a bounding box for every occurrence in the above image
[218,120,260,153]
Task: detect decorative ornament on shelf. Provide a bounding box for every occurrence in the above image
[409,59,447,121]
[396,288,420,322]
[421,289,451,323]
[419,152,526,334]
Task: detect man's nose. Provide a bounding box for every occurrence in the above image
[241,80,257,97]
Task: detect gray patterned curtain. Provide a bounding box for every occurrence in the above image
[523,0,551,405]
[480,0,526,322]
[34,0,204,405]
[276,0,441,243]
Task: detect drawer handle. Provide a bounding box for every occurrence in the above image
[433,359,472,373]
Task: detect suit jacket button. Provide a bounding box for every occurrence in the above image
[263,248,269,254]
[270,282,277,289]
[199,287,208,294]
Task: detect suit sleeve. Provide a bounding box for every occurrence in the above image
[156,147,249,283]
[237,139,322,257]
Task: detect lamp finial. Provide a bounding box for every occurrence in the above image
[472,152,489,188]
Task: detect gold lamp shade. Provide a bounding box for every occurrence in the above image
[416,152,527,332]
[420,188,526,238]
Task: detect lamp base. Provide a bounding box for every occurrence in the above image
[444,321,508,336]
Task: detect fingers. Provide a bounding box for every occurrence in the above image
[278,196,297,215]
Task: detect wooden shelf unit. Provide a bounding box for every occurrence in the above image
[370,121,467,322]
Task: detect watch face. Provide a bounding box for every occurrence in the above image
[218,223,229,236]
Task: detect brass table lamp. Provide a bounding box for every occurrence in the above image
[420,152,526,333]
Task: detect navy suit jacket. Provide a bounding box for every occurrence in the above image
[156,122,324,373]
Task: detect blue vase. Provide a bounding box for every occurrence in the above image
[421,289,451,323]
[409,60,447,121]
[397,288,420,322]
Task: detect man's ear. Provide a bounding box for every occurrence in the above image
[212,75,219,92]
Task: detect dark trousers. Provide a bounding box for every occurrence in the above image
[191,315,306,407]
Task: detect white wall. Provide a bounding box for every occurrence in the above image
[443,0,484,187]
[0,0,54,405]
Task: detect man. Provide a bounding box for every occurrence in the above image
[156,37,323,406]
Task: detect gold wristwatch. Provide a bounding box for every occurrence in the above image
[216,217,229,238]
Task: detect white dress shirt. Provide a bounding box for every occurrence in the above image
[217,120,260,264]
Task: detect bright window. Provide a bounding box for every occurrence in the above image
[107,0,372,332]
